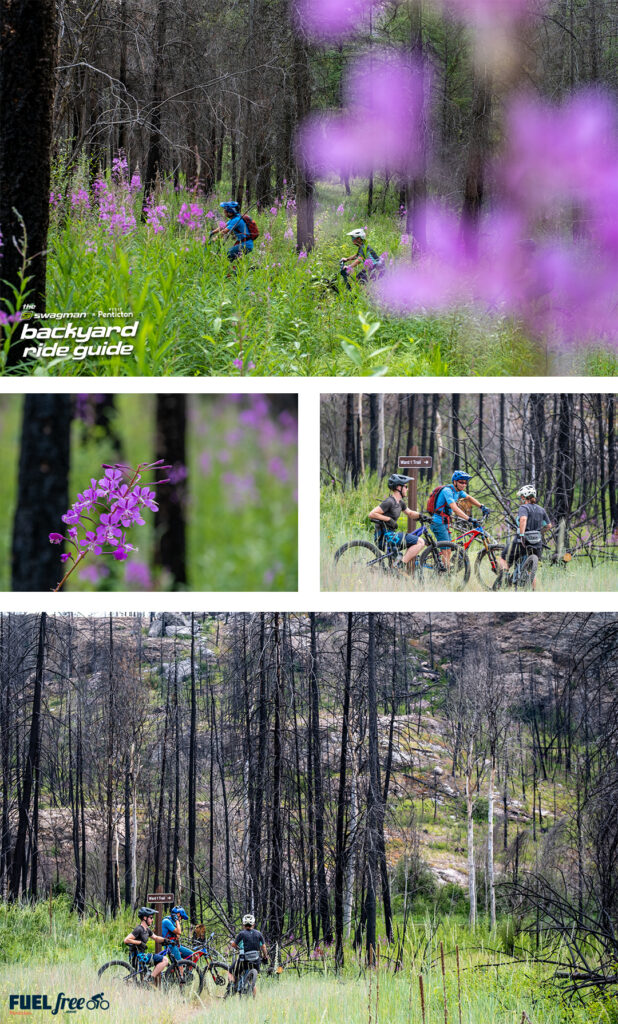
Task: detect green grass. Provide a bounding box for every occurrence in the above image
[0,395,297,592]
[321,478,617,593]
[0,902,610,1024]
[2,177,599,377]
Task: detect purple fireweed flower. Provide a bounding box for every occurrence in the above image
[299,53,429,177]
[178,202,204,229]
[268,457,289,483]
[336,204,345,214]
[284,227,294,240]
[71,188,91,212]
[125,561,153,588]
[296,0,373,40]
[270,206,278,216]
[50,459,167,590]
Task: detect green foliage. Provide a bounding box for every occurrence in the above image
[2,178,589,377]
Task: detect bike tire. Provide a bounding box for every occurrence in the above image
[240,969,258,996]
[97,961,135,984]
[162,959,203,998]
[333,540,390,581]
[474,545,504,591]
[514,553,538,590]
[418,542,470,590]
[200,961,230,999]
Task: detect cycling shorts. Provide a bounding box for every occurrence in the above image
[138,951,167,966]
[431,518,451,544]
[502,537,541,566]
[165,943,193,962]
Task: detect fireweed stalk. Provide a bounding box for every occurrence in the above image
[49,460,171,591]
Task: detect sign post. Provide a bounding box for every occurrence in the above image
[398,448,433,511]
[147,889,174,954]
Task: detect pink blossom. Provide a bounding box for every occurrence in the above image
[298,53,429,177]
[336,204,345,215]
[296,0,373,39]
[284,227,294,240]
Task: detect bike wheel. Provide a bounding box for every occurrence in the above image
[333,540,389,583]
[200,961,231,999]
[418,543,470,590]
[514,554,538,590]
[97,961,135,984]
[240,969,258,996]
[474,545,505,591]
[162,960,202,998]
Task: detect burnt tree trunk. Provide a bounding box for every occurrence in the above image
[154,395,187,585]
[0,0,57,365]
[11,396,72,591]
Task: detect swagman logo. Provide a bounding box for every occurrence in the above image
[9,992,109,1014]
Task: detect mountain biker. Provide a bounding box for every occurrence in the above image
[227,913,268,999]
[210,201,254,262]
[161,906,193,967]
[124,907,169,982]
[340,229,384,290]
[430,471,489,567]
[499,485,552,588]
[369,473,425,571]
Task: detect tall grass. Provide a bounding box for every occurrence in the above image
[0,904,609,1024]
[321,480,617,593]
[1,175,572,377]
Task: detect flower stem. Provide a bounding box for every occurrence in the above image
[52,551,88,592]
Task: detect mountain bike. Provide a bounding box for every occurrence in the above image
[450,510,504,590]
[224,957,259,998]
[185,933,230,998]
[97,951,202,996]
[333,515,470,589]
[492,534,541,590]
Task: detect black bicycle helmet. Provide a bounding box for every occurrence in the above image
[387,473,414,491]
[138,907,157,919]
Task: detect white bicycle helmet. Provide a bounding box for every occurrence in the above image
[347,228,366,240]
[517,484,537,500]
[242,913,256,927]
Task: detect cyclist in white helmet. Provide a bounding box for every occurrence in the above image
[340,228,384,290]
[227,914,268,998]
[499,484,552,587]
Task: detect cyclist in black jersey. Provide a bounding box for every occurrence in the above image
[227,914,268,998]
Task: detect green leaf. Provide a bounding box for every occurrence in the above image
[340,340,362,366]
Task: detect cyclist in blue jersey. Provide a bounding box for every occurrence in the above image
[161,906,193,968]
[124,907,169,982]
[210,201,254,261]
[432,471,488,567]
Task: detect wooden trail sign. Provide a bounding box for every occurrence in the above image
[398,449,432,509]
[146,889,175,952]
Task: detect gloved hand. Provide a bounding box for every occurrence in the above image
[481,505,490,514]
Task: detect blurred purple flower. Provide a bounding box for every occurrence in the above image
[296,0,372,40]
[199,451,212,474]
[336,204,345,215]
[126,562,153,588]
[268,457,289,483]
[298,53,429,177]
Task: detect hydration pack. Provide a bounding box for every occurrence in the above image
[427,485,447,517]
[241,214,259,240]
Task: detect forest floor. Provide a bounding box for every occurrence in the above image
[8,179,617,377]
[0,930,605,1024]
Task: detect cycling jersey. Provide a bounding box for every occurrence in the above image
[433,485,468,521]
[234,928,265,962]
[378,495,407,530]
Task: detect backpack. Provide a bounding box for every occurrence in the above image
[427,485,447,517]
[241,214,259,240]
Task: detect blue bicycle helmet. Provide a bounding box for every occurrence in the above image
[452,471,472,483]
[220,201,239,214]
[171,906,189,920]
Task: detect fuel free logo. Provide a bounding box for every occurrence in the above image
[8,992,109,1014]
